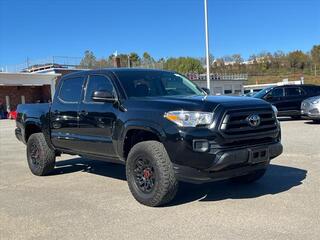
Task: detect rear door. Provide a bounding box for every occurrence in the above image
[50,75,85,152]
[77,74,118,157]
[284,86,306,113]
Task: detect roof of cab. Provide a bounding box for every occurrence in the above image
[61,68,174,79]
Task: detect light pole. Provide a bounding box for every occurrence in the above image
[204,0,211,92]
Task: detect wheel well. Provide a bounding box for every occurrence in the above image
[123,129,160,159]
[25,124,41,142]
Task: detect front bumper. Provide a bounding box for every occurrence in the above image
[173,142,283,184]
[163,124,281,170]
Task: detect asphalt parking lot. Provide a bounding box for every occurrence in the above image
[0,119,319,240]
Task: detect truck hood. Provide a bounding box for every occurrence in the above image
[125,95,271,112]
[166,95,268,104]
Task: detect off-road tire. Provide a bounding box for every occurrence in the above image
[126,141,178,207]
[27,133,55,176]
[230,169,267,183]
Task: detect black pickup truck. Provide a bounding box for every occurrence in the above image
[16,69,283,206]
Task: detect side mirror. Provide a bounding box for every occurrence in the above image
[92,90,116,102]
[202,87,210,95]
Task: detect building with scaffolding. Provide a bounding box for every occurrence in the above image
[0,57,83,113]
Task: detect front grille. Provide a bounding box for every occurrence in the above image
[220,108,277,136]
[210,137,277,149]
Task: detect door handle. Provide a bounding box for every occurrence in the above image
[79,110,88,116]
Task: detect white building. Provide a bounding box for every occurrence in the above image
[188,73,248,95]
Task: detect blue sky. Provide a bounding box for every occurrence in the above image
[0,0,319,66]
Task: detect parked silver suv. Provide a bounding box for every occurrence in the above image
[301,96,320,123]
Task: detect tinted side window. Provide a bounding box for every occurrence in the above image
[84,75,114,102]
[306,86,320,95]
[270,88,284,97]
[59,77,84,103]
[285,87,304,96]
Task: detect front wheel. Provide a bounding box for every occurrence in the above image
[126,141,178,207]
[230,169,267,183]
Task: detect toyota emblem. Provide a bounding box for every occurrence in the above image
[247,114,261,127]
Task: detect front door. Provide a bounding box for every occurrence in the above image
[77,74,118,157]
[264,87,285,111]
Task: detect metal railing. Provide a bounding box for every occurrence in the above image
[187,73,248,81]
[0,56,81,73]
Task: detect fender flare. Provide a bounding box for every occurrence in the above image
[24,118,55,150]
[117,120,166,159]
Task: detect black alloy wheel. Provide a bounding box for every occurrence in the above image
[29,142,41,167]
[133,157,156,193]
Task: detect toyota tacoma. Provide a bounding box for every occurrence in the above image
[15,69,283,206]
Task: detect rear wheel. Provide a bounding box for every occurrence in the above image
[313,119,320,124]
[230,169,266,183]
[126,141,178,207]
[27,133,55,176]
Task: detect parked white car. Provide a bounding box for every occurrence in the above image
[301,96,320,123]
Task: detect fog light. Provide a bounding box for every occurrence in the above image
[193,140,209,152]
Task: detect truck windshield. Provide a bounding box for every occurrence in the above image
[116,71,205,98]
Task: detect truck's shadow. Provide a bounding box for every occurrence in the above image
[171,164,306,206]
[53,158,307,206]
[304,121,320,125]
[53,157,126,181]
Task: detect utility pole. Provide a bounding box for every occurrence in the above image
[26,57,30,69]
[204,0,211,92]
[127,54,131,68]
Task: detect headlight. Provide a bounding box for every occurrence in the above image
[164,111,213,127]
[271,105,278,117]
